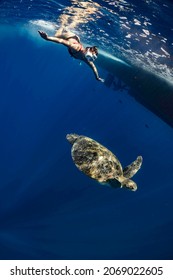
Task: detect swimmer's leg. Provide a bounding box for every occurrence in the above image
[54,27,64,38]
[55,27,78,40]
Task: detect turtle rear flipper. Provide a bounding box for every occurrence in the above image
[123,156,143,179]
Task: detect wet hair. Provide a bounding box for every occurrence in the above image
[68,48,73,57]
[86,46,98,55]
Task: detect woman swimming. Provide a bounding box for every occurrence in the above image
[38,28,104,82]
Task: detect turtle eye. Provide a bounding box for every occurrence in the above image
[130,183,137,191]
[122,180,137,191]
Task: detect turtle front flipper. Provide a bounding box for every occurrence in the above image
[123,156,143,179]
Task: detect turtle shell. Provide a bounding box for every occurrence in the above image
[71,136,123,182]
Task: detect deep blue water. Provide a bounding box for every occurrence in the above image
[0,0,173,260]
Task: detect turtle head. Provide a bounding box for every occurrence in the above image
[66,133,79,145]
[121,178,137,191]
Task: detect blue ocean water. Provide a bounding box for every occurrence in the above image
[0,0,173,260]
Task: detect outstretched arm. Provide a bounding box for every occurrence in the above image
[38,31,70,47]
[87,61,104,82]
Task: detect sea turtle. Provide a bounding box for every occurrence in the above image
[66,133,143,191]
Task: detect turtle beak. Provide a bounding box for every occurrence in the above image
[121,179,137,191]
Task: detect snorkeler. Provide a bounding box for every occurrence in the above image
[38,28,104,82]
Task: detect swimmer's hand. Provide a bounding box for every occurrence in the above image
[97,77,105,83]
[38,30,48,40]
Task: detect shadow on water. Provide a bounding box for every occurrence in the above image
[97,53,173,128]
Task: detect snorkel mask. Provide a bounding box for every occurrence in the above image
[85,46,98,62]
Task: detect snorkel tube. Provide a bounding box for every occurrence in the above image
[85,46,98,62]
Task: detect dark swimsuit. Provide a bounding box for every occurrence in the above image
[67,36,98,61]
[67,35,85,59]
